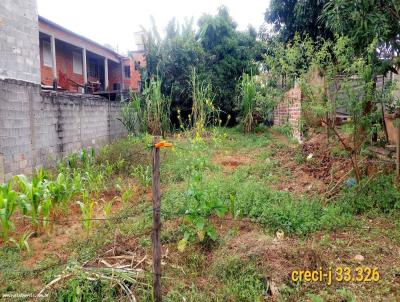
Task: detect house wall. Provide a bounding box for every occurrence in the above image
[131,52,146,91]
[39,20,120,63]
[40,39,85,91]
[273,86,302,142]
[123,59,133,90]
[0,78,127,181]
[0,0,40,84]
[109,62,122,91]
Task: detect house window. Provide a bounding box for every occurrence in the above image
[134,61,140,70]
[73,52,83,75]
[42,40,52,67]
[124,65,131,78]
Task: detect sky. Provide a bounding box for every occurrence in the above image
[37,0,269,55]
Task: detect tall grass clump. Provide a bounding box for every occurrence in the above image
[189,68,223,138]
[237,73,258,133]
[143,78,171,135]
[236,73,276,133]
[121,78,171,136]
[120,93,142,135]
[337,173,400,214]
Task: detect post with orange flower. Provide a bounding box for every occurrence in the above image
[151,137,173,302]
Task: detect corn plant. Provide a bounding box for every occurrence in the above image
[80,148,95,169]
[9,231,34,253]
[77,193,94,235]
[131,164,152,187]
[15,174,50,231]
[237,73,258,133]
[142,78,171,136]
[71,171,83,194]
[103,200,113,222]
[189,68,221,139]
[122,189,133,204]
[120,92,143,135]
[67,153,79,169]
[47,172,71,205]
[0,181,18,241]
[104,161,114,178]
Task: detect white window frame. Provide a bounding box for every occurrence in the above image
[42,40,52,67]
[72,51,83,75]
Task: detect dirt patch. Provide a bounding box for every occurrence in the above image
[269,146,327,195]
[301,133,352,185]
[19,187,128,268]
[223,231,324,285]
[213,154,254,171]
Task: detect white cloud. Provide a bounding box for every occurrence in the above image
[37,0,269,55]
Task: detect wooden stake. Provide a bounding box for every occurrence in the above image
[396,122,400,177]
[151,136,162,302]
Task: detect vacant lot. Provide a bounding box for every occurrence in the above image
[0,128,399,301]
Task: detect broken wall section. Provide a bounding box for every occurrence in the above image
[273,85,302,142]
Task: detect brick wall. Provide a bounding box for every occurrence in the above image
[0,78,127,181]
[273,85,302,142]
[131,52,146,91]
[0,0,40,84]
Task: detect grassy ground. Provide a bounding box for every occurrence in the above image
[0,127,399,301]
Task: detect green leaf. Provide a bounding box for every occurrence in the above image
[197,230,205,241]
[177,238,187,252]
[194,217,205,230]
[206,226,217,241]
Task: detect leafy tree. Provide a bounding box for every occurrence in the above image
[143,17,205,118]
[265,0,333,42]
[322,0,400,59]
[142,7,263,122]
[198,6,263,115]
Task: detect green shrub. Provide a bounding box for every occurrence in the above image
[235,179,354,234]
[273,122,292,138]
[337,173,400,214]
[164,169,353,236]
[120,92,142,135]
[212,256,265,301]
[120,78,171,136]
[96,137,150,174]
[237,74,258,133]
[49,276,115,301]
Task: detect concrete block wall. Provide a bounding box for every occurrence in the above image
[0,0,40,84]
[273,85,302,142]
[0,79,127,180]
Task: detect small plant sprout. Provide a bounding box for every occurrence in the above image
[9,231,34,253]
[131,165,152,187]
[103,200,113,220]
[77,193,95,235]
[122,189,133,204]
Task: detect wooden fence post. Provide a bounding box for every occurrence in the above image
[396,122,400,177]
[152,136,162,302]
